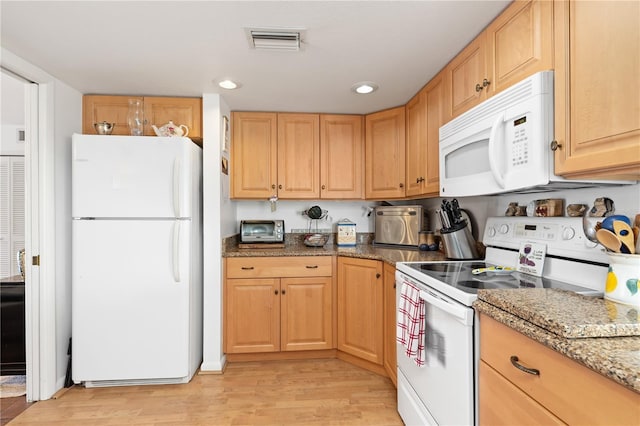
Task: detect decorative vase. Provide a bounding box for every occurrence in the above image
[127,99,143,136]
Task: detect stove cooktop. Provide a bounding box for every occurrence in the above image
[397,259,601,306]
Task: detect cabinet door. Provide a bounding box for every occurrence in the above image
[365,107,406,199]
[337,257,384,365]
[423,71,447,196]
[479,361,564,425]
[82,95,142,136]
[446,35,487,118]
[224,278,280,353]
[231,112,278,198]
[405,90,426,198]
[486,0,553,96]
[277,113,320,199]
[320,114,364,199]
[553,0,640,179]
[281,277,333,351]
[382,263,397,386]
[143,97,202,139]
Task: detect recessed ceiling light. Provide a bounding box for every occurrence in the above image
[219,80,239,90]
[352,81,378,94]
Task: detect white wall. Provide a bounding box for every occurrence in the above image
[411,183,640,241]
[201,93,232,371]
[235,200,380,234]
[53,79,81,389]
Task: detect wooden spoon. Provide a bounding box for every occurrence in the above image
[596,228,622,253]
[612,220,635,254]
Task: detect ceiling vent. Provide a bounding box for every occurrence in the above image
[245,27,305,51]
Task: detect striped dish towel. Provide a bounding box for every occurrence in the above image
[397,278,426,367]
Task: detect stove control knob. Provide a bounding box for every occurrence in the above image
[487,227,496,237]
[498,224,509,234]
[561,227,575,240]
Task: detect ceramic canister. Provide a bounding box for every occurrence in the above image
[337,219,356,247]
[604,253,640,307]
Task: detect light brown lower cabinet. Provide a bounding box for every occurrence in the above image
[479,314,640,425]
[382,263,397,386]
[225,255,399,383]
[224,256,333,354]
[337,257,384,365]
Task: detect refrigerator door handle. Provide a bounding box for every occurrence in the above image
[173,158,182,218]
[172,220,181,282]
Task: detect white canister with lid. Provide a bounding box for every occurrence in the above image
[337,219,357,247]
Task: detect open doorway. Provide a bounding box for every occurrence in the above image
[0,69,30,415]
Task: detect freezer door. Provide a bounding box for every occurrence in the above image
[72,219,191,382]
[72,135,196,218]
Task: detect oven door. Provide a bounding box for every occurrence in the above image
[396,271,475,426]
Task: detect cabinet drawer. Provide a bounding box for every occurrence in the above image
[226,256,332,278]
[480,314,640,425]
[479,361,564,425]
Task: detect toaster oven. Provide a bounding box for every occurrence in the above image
[240,220,285,244]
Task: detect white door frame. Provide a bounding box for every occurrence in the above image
[2,49,58,401]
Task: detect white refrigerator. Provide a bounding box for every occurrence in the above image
[71,134,202,387]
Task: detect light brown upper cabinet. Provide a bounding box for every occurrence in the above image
[365,106,406,199]
[231,112,278,199]
[485,0,553,96]
[320,114,364,199]
[446,36,488,118]
[552,0,640,180]
[445,0,553,119]
[232,112,365,199]
[277,113,320,199]
[405,70,448,198]
[82,95,202,139]
[142,97,202,139]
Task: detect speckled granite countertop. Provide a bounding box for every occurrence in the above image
[474,290,640,393]
[223,241,448,266]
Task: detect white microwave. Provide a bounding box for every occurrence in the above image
[439,71,626,196]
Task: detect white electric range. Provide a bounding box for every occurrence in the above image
[395,216,608,426]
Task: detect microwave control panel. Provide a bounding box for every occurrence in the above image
[510,115,530,168]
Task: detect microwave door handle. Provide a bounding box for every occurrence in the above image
[488,113,506,188]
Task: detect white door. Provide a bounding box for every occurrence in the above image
[72,135,193,219]
[72,219,190,382]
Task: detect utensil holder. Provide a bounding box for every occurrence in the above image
[605,253,640,307]
[440,222,479,260]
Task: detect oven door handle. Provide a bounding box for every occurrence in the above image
[419,289,473,326]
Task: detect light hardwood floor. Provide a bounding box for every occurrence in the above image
[9,359,403,425]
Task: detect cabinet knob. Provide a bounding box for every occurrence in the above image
[550,140,562,151]
[393,283,396,289]
[281,289,286,295]
[399,183,404,188]
[482,78,491,88]
[241,266,254,270]
[321,184,326,190]
[274,289,279,295]
[306,265,318,269]
[271,184,276,189]
[416,177,420,184]
[278,184,283,190]
[376,273,381,279]
[475,83,483,92]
